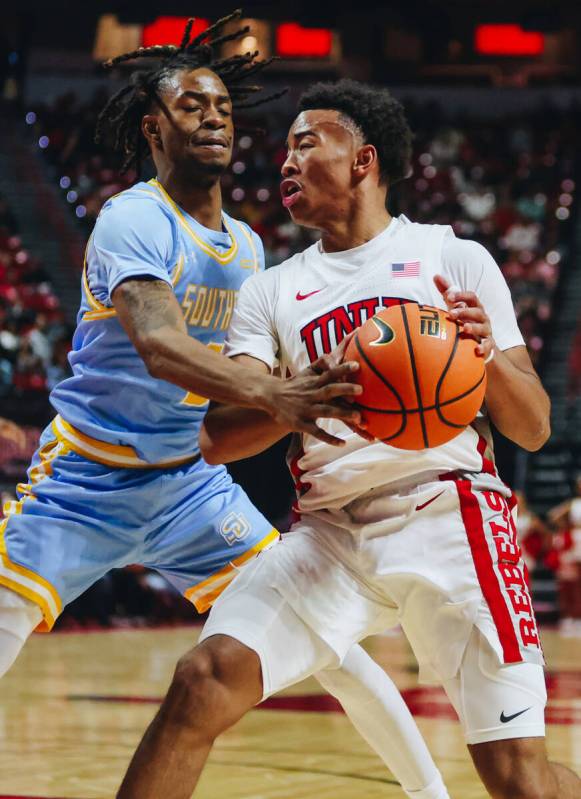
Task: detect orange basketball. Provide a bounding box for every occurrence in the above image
[345,303,487,450]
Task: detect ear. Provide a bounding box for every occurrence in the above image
[142,114,162,148]
[353,144,377,178]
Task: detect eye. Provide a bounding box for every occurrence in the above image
[299,142,314,151]
[184,106,202,113]
[219,108,232,118]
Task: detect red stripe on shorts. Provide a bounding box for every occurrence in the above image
[476,433,496,475]
[455,478,523,663]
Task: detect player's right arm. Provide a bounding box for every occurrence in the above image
[199,354,290,463]
[112,278,361,444]
[96,199,361,443]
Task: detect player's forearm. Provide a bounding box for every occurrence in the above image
[485,350,550,451]
[200,405,290,464]
[142,328,276,410]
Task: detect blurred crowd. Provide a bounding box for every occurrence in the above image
[2,88,578,627]
[0,193,71,482]
[517,482,581,636]
[28,91,579,369]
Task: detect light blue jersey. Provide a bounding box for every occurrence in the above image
[0,178,278,631]
[51,178,264,466]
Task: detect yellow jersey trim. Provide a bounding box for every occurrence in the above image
[81,253,185,322]
[184,528,280,612]
[52,415,199,470]
[0,438,66,632]
[149,179,239,265]
[233,220,259,271]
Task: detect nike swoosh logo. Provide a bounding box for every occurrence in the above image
[296,289,323,301]
[500,707,532,724]
[415,490,445,512]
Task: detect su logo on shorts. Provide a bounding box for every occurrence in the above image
[220,511,252,546]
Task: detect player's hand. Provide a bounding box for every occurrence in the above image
[308,332,375,443]
[434,274,495,361]
[264,361,366,446]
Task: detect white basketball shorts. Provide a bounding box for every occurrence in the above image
[200,478,546,743]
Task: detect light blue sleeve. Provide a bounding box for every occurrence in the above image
[251,229,266,272]
[89,196,175,301]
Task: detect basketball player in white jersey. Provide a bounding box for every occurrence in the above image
[117,80,580,798]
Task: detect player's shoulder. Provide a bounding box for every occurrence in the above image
[397,214,452,239]
[440,230,496,266]
[98,181,174,224]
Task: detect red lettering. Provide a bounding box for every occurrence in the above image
[483,491,503,512]
[519,617,540,648]
[331,307,355,344]
[316,312,333,353]
[491,520,520,562]
[300,320,319,363]
[499,562,526,589]
[507,588,532,617]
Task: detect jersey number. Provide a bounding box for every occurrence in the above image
[181,342,224,407]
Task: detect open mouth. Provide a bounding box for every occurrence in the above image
[280,178,303,208]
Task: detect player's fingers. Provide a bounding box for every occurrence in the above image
[311,403,363,424]
[446,290,481,308]
[433,274,451,297]
[476,337,495,358]
[335,330,357,360]
[304,423,346,447]
[316,362,360,385]
[309,353,334,374]
[316,382,363,401]
[449,307,487,323]
[344,421,376,442]
[461,322,492,341]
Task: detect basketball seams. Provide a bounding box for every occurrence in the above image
[400,304,429,448]
[353,333,407,440]
[434,321,461,429]
[356,369,487,417]
[435,322,486,429]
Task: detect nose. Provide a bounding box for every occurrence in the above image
[202,106,225,129]
[281,151,299,178]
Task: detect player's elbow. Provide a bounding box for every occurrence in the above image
[136,333,167,379]
[199,424,227,465]
[522,418,551,452]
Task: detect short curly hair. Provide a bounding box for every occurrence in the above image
[297,79,412,186]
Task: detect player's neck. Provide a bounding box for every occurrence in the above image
[155,171,224,232]
[320,207,392,254]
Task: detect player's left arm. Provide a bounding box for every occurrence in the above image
[201,334,372,464]
[435,239,550,452]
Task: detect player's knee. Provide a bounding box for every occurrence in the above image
[167,635,261,736]
[0,587,41,677]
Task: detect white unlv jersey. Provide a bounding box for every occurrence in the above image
[225,216,525,512]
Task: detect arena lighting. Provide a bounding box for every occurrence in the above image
[143,17,209,48]
[475,24,544,56]
[276,22,333,58]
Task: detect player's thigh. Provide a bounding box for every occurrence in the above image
[147,463,278,613]
[442,625,546,747]
[1,443,144,630]
[199,554,339,699]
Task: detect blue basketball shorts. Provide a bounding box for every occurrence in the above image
[0,422,278,631]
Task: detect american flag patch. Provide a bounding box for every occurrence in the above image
[391,260,420,278]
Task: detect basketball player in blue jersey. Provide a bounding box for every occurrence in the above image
[0,14,450,799]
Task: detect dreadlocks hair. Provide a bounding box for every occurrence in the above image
[95,10,285,174]
[298,78,413,186]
